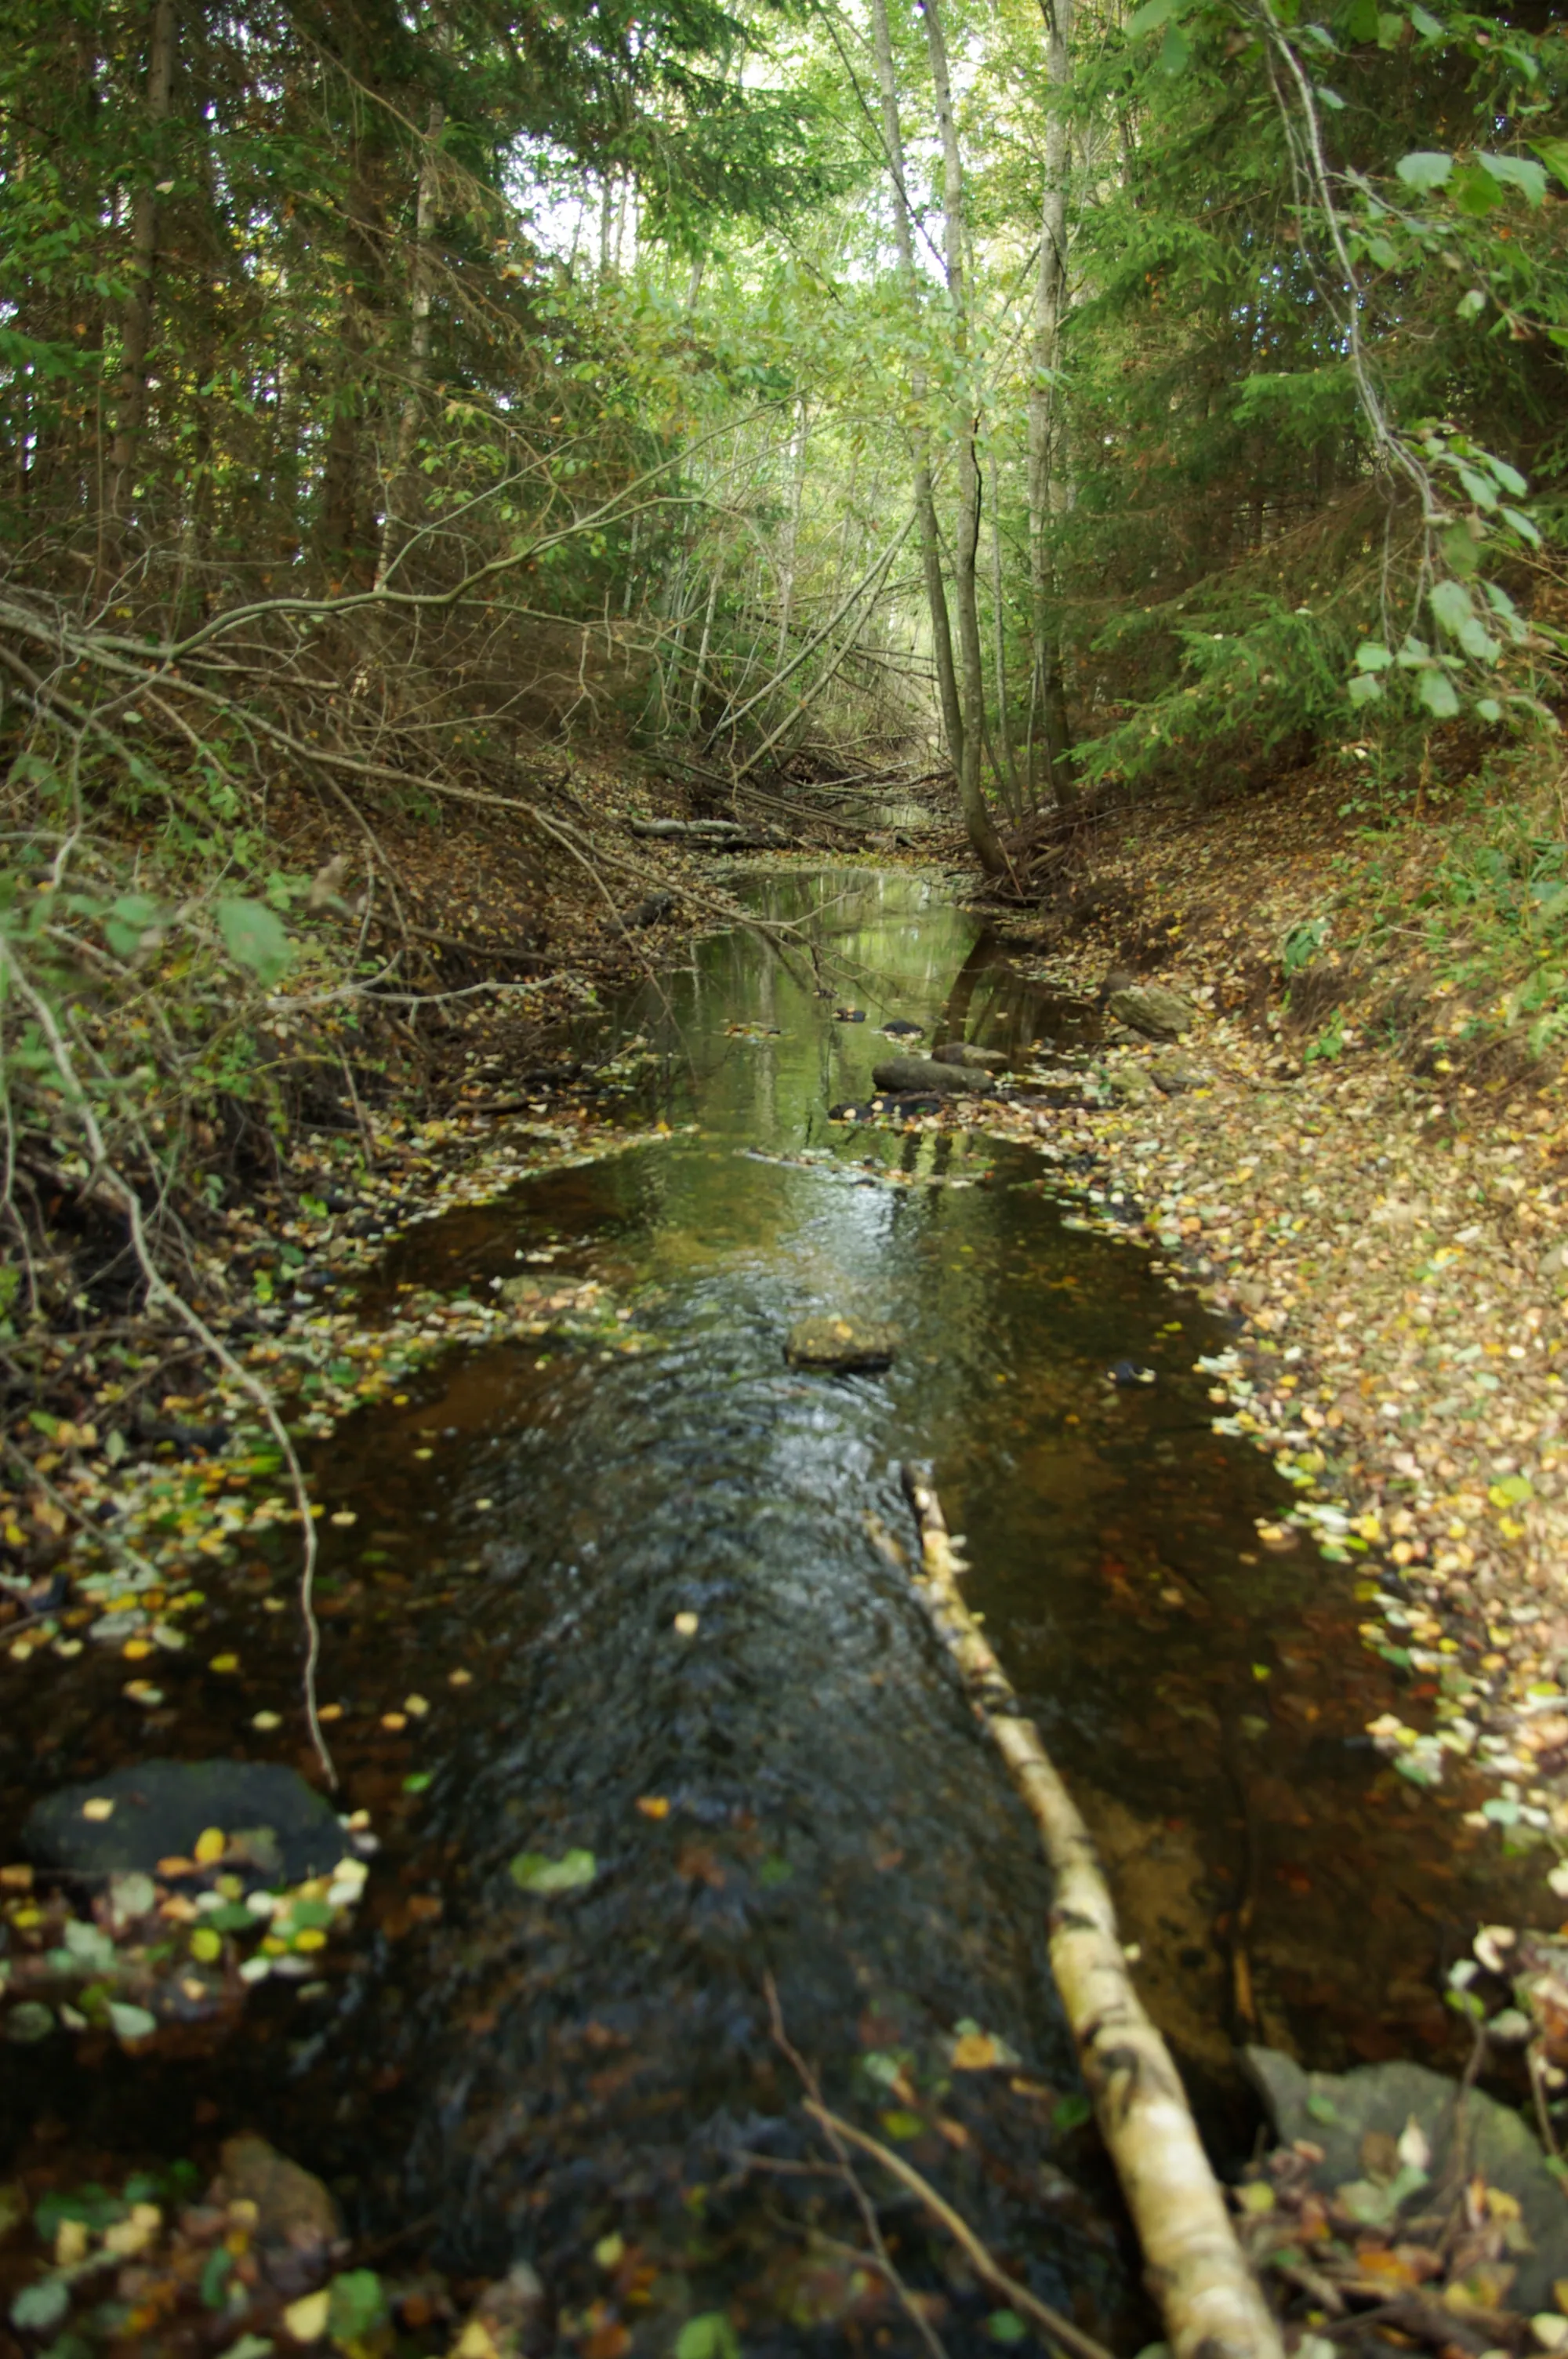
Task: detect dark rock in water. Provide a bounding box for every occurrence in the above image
[872,1056,997,1097]
[1108,1359,1156,1387]
[785,1317,898,1372]
[1105,983,1197,1041]
[209,2135,346,2293]
[880,1018,924,1039]
[1246,2046,1568,2310]
[26,1760,343,1888]
[827,1101,874,1123]
[833,1007,866,1023]
[873,1093,943,1118]
[930,1041,1008,1072]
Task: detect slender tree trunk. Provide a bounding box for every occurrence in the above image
[1027,0,1076,805]
[865,0,967,816]
[318,150,380,586]
[102,0,176,581]
[986,446,1022,818]
[376,100,445,591]
[920,0,1007,874]
[775,401,809,667]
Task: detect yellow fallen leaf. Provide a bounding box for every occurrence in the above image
[382,1712,408,1732]
[190,1926,222,1962]
[404,1693,430,1717]
[283,2288,331,2342]
[673,1612,699,1637]
[82,1797,115,1823]
[122,1638,154,1660]
[448,1668,473,1686]
[636,1796,670,1819]
[453,2323,501,2359]
[951,2032,1002,2071]
[209,1652,239,1673]
[194,1827,226,1864]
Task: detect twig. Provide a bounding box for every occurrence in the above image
[805,2106,1115,2359]
[763,1975,950,2359]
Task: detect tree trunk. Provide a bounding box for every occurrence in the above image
[775,400,810,668]
[987,445,1022,817]
[376,100,445,591]
[318,151,381,587]
[1027,0,1076,805]
[865,0,967,814]
[900,1468,1287,2359]
[920,0,1007,874]
[102,0,176,581]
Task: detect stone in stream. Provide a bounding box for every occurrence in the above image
[880,1017,925,1039]
[871,1056,999,1097]
[1246,2046,1568,2310]
[209,2135,346,2293]
[25,1760,344,1889]
[785,1317,898,1371]
[1105,983,1198,1041]
[929,1041,1008,1071]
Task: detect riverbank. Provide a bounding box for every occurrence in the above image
[990,761,1568,1892]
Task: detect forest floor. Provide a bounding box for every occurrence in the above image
[989,755,1568,1906]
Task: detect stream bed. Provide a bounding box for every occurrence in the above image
[0,871,1537,2354]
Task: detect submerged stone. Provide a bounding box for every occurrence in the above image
[871,1056,998,1097]
[26,1760,343,1888]
[785,1317,898,1371]
[929,1041,1008,1071]
[1246,2046,1568,2310]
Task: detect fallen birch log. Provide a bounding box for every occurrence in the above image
[898,1462,1284,2359]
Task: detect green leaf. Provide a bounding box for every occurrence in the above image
[1450,164,1501,216]
[1159,22,1191,70]
[1428,579,1473,637]
[1348,673,1384,705]
[1457,464,1499,511]
[107,2001,158,2041]
[328,2270,387,2344]
[1477,151,1547,205]
[1408,3,1443,30]
[1501,506,1541,549]
[1354,640,1392,671]
[5,2001,54,2043]
[1490,1474,1534,1506]
[1395,150,1452,190]
[509,1848,597,1895]
[1126,0,1176,31]
[987,2314,1029,2345]
[104,893,165,958]
[1418,667,1461,718]
[1530,137,1568,191]
[1456,616,1501,663]
[1052,2091,1092,2132]
[216,898,292,987]
[10,2277,70,2332]
[675,2315,742,2359]
[1316,82,1345,107]
[1476,697,1503,723]
[1457,288,1486,319]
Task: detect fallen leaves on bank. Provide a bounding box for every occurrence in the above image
[0,2133,550,2357]
[0,1107,677,1707]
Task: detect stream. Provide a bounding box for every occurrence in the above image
[0,870,1537,2353]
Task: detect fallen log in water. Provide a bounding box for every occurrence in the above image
[898,1463,1284,2359]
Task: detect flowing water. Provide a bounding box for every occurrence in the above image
[0,871,1536,2352]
